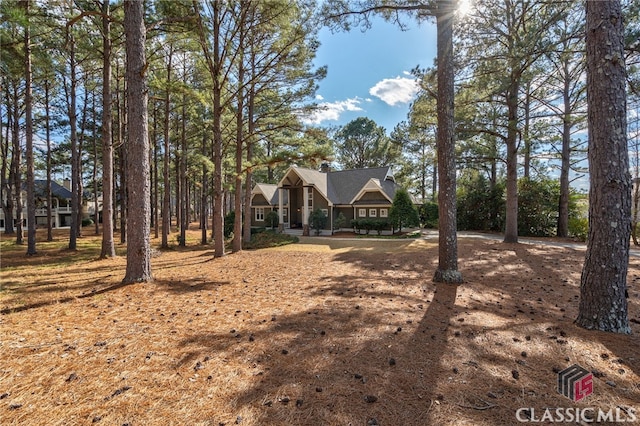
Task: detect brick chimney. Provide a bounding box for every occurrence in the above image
[320,162,331,173]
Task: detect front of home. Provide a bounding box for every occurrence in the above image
[250,165,401,235]
[0,179,75,231]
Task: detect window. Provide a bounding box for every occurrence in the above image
[255,207,264,221]
[321,209,328,217]
[358,208,366,217]
[380,209,388,218]
[369,209,377,217]
[307,188,313,209]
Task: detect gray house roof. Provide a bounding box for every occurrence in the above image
[326,167,397,205]
[254,166,400,207]
[28,180,73,199]
[252,183,289,205]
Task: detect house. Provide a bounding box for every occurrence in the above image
[250,165,402,235]
[0,179,74,231]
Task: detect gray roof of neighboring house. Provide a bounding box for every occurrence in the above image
[28,180,73,199]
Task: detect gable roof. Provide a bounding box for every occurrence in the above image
[28,180,73,199]
[279,167,329,201]
[251,183,288,205]
[326,167,397,205]
[254,166,400,207]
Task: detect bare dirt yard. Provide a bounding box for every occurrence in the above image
[1,229,639,425]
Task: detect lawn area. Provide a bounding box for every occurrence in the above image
[1,229,639,425]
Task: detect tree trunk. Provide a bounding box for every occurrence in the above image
[576,0,630,334]
[503,73,520,243]
[122,0,152,284]
[433,0,462,283]
[100,0,116,257]
[201,132,209,245]
[243,84,255,245]
[233,55,245,253]
[522,84,531,179]
[179,67,187,247]
[161,44,173,249]
[1,83,15,236]
[152,103,159,239]
[212,2,225,258]
[24,0,36,255]
[68,34,78,250]
[556,70,572,238]
[44,79,53,241]
[77,87,89,238]
[92,95,100,235]
[119,68,127,245]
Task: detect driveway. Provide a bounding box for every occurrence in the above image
[421,229,640,258]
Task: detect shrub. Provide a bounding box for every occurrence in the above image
[419,202,438,228]
[334,212,347,230]
[518,178,559,237]
[265,210,279,230]
[389,189,420,233]
[372,219,390,235]
[309,208,327,236]
[224,211,235,238]
[81,218,94,227]
[568,217,588,242]
[457,172,504,231]
[245,230,299,249]
[350,218,390,235]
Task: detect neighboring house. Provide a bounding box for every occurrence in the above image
[0,179,74,231]
[250,165,402,235]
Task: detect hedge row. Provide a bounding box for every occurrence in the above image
[350,218,391,235]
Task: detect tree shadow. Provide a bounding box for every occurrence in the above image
[0,280,134,315]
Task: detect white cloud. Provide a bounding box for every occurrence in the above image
[301,97,364,125]
[315,94,324,101]
[369,76,420,106]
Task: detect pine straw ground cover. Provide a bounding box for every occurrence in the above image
[1,229,639,426]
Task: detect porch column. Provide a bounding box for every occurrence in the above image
[302,186,309,236]
[330,206,334,235]
[278,187,284,232]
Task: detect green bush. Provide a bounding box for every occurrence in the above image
[309,208,328,235]
[419,202,438,228]
[372,219,390,235]
[265,210,279,230]
[81,218,94,227]
[457,172,504,231]
[334,212,347,230]
[224,211,235,238]
[245,230,299,249]
[518,178,559,237]
[350,218,390,235]
[251,227,266,235]
[568,217,588,242]
[389,189,420,233]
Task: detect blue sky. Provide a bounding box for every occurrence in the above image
[305,16,438,133]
